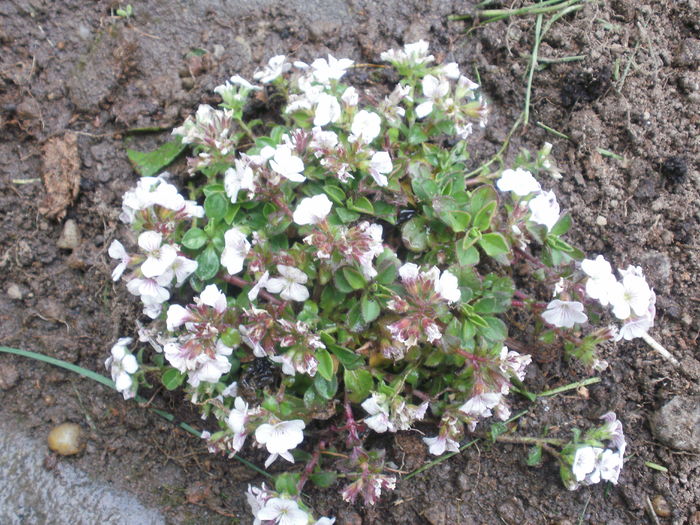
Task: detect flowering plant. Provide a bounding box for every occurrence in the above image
[107,41,668,520]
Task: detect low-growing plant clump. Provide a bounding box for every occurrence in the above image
[107,41,666,523]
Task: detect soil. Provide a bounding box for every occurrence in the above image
[1,0,699,524]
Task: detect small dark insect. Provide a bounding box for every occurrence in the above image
[239,358,277,400]
[397,208,418,225]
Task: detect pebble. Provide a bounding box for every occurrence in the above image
[7,283,23,300]
[57,219,81,250]
[595,215,607,226]
[651,495,672,518]
[650,396,700,452]
[47,423,84,456]
[0,363,19,390]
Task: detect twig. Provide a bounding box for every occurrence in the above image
[537,377,601,397]
[641,332,679,366]
[645,496,662,525]
[220,274,282,305]
[523,14,543,127]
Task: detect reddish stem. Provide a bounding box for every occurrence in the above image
[297,442,324,492]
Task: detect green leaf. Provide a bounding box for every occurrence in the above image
[346,301,364,332]
[316,348,334,382]
[310,471,338,489]
[549,212,572,237]
[344,369,373,403]
[469,185,498,215]
[333,270,355,294]
[324,185,346,205]
[411,176,438,201]
[182,227,208,250]
[204,193,228,220]
[434,195,472,232]
[314,374,338,400]
[408,125,429,145]
[472,200,497,231]
[195,246,220,280]
[161,368,184,390]
[361,295,381,323]
[342,266,367,290]
[526,445,543,466]
[348,196,374,215]
[373,201,397,224]
[456,236,480,266]
[375,249,399,285]
[477,316,508,342]
[335,207,360,223]
[275,473,300,495]
[478,232,510,257]
[326,342,364,370]
[126,137,185,177]
[221,328,241,347]
[490,422,508,440]
[401,217,429,252]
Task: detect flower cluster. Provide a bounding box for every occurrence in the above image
[561,412,626,490]
[105,40,655,518]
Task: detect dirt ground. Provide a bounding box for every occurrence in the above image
[1,0,699,523]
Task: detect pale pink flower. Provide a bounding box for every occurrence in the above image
[541,299,588,328]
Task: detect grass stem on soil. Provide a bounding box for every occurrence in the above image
[0,345,272,479]
[640,333,679,366]
[537,376,601,397]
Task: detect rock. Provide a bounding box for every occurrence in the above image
[651,495,672,518]
[650,396,700,452]
[497,497,525,525]
[639,251,672,289]
[675,38,700,68]
[57,219,81,250]
[6,283,23,300]
[39,133,81,220]
[422,503,446,525]
[0,363,19,390]
[47,423,84,456]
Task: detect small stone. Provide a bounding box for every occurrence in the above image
[595,215,607,226]
[0,362,19,390]
[675,38,700,68]
[689,510,700,525]
[497,498,525,525]
[47,423,84,455]
[422,503,446,525]
[651,495,672,518]
[181,77,195,90]
[57,219,81,250]
[7,283,23,300]
[650,396,700,452]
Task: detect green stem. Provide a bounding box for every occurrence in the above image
[523,14,543,127]
[480,0,586,21]
[537,376,601,397]
[0,345,273,479]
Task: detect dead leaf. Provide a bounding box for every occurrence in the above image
[39,132,80,220]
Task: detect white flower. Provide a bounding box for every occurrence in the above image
[361,393,392,433]
[224,158,256,203]
[368,151,392,187]
[341,86,358,106]
[528,190,560,231]
[198,284,228,313]
[380,40,434,66]
[598,449,623,484]
[434,269,460,303]
[270,352,296,376]
[255,419,306,467]
[616,314,653,340]
[105,337,138,400]
[166,304,191,332]
[265,265,310,302]
[138,231,178,278]
[314,93,342,127]
[609,270,652,320]
[541,299,588,328]
[227,396,252,435]
[458,392,501,418]
[257,497,309,525]
[314,518,336,525]
[221,227,250,275]
[108,239,130,281]
[499,347,531,381]
[581,255,618,306]
[248,271,270,301]
[572,446,599,482]
[171,255,198,286]
[310,127,338,152]
[269,144,306,182]
[350,110,381,144]
[293,194,333,225]
[415,74,449,118]
[423,435,460,456]
[440,62,461,79]
[311,54,354,84]
[126,273,172,303]
[398,262,420,282]
[188,341,233,387]
[496,168,542,196]
[253,55,291,83]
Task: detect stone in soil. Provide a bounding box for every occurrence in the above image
[650,396,700,452]
[0,363,19,390]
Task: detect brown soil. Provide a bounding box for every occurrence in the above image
[1,0,699,523]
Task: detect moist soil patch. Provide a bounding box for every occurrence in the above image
[1,1,699,523]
